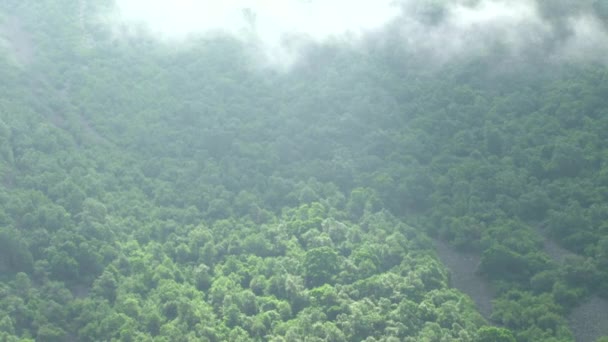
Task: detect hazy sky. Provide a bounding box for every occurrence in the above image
[113,0,399,40]
[112,0,401,66]
[111,0,608,67]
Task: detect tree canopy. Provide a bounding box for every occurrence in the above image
[0,1,607,341]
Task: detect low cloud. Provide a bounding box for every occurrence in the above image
[553,14,608,64]
[110,0,401,67]
[108,0,608,68]
[397,0,551,64]
[397,0,608,66]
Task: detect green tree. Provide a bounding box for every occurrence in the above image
[36,324,67,342]
[475,326,515,342]
[92,270,118,303]
[304,247,339,288]
[0,228,34,274]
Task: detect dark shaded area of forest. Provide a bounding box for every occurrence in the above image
[1,1,608,341]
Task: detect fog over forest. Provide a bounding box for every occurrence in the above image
[111,0,608,66]
[1,1,608,341]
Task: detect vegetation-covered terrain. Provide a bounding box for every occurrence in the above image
[1,1,607,341]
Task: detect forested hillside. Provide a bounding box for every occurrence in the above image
[1,1,608,341]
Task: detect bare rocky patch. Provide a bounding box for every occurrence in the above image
[434,239,494,319]
[537,226,608,342]
[568,296,608,342]
[537,225,576,264]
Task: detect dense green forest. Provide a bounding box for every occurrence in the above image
[1,1,608,341]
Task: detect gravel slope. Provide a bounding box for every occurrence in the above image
[434,239,494,319]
